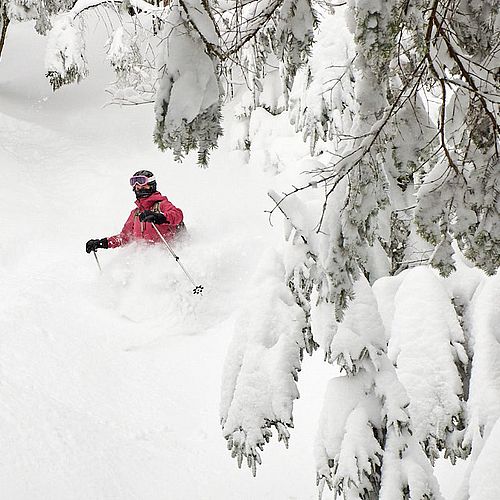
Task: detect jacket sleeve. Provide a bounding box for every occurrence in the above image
[160,199,183,226]
[107,209,135,248]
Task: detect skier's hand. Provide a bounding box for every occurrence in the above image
[139,210,167,224]
[86,238,108,253]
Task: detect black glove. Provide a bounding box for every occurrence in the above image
[86,238,108,253]
[139,210,167,224]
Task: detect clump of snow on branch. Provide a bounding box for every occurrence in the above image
[289,10,356,156]
[375,266,468,463]
[312,273,386,374]
[45,15,88,90]
[273,0,316,99]
[315,372,383,496]
[153,0,222,166]
[314,275,443,499]
[465,274,500,442]
[458,273,500,497]
[220,249,306,476]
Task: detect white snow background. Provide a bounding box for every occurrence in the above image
[0,18,469,500]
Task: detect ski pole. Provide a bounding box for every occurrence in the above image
[93,250,102,272]
[151,223,204,295]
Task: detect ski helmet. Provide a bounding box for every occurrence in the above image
[131,170,157,198]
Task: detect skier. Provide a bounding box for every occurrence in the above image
[86,170,184,253]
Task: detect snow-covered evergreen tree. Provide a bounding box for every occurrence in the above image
[219,0,498,482]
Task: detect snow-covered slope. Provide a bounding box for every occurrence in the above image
[0,20,338,500]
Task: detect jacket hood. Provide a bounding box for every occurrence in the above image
[135,191,166,210]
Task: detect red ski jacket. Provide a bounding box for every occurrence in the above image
[107,191,183,248]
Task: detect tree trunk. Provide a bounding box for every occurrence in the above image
[0,4,9,60]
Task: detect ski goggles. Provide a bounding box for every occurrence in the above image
[130,175,155,187]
